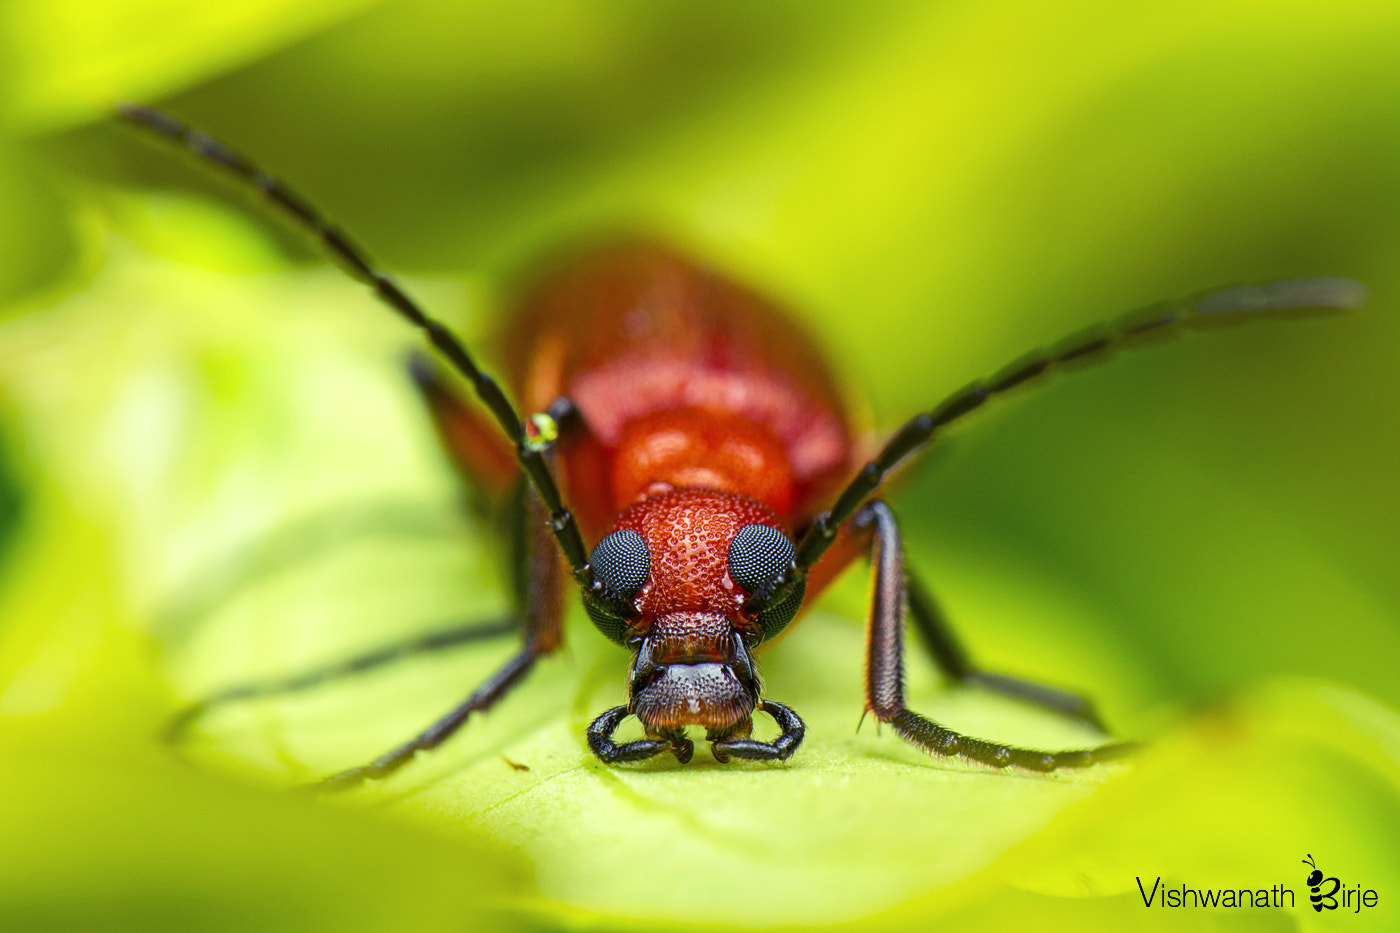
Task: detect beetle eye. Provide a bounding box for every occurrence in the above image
[728,524,795,594]
[729,524,803,641]
[589,528,651,601]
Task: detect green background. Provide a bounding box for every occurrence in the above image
[1,1,1398,930]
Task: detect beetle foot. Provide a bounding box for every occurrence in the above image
[710,700,805,762]
[586,705,694,764]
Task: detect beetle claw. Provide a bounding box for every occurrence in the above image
[709,700,805,763]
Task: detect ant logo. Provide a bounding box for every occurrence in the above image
[1303,854,1341,912]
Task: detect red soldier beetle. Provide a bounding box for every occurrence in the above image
[120,103,1366,785]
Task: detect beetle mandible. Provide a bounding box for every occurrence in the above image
[120,103,1365,785]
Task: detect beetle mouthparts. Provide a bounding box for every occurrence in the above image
[631,661,758,733]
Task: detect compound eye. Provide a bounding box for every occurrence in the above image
[589,529,651,601]
[729,524,803,641]
[728,524,795,595]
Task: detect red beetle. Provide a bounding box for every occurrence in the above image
[122,104,1364,784]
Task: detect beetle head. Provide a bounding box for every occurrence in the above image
[582,487,803,737]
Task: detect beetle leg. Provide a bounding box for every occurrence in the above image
[904,572,1106,731]
[164,616,519,745]
[318,647,540,788]
[301,395,589,786]
[162,478,536,750]
[587,707,693,764]
[318,486,567,789]
[409,352,519,503]
[710,701,805,763]
[855,501,1134,772]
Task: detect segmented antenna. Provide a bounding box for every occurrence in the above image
[115,103,593,576]
[789,275,1366,575]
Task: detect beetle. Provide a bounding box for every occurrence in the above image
[120,103,1365,785]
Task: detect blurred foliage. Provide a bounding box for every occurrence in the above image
[2,0,1399,930]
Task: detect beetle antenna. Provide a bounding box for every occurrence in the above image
[114,103,592,575]
[791,276,1366,574]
